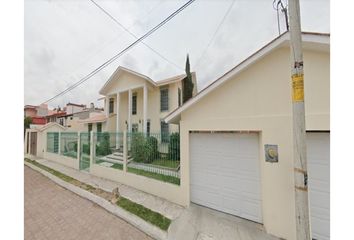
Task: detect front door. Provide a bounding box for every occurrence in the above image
[30,132,37,156]
[79,132,90,171]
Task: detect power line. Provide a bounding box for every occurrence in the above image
[42,0,196,104]
[193,0,235,69]
[89,0,183,71]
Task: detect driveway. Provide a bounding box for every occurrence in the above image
[24,166,152,240]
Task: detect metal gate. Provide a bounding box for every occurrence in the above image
[30,132,37,156]
[79,132,90,171]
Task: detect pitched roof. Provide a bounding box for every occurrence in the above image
[165,31,330,124]
[38,122,66,132]
[99,66,189,95]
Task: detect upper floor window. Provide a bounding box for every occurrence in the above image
[132,93,137,115]
[160,86,169,112]
[109,98,114,114]
[178,88,182,107]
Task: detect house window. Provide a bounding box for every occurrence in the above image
[88,123,92,133]
[178,88,182,107]
[160,86,169,112]
[147,120,151,137]
[109,98,114,114]
[59,118,64,126]
[132,123,138,133]
[97,123,102,132]
[132,93,137,115]
[160,121,169,143]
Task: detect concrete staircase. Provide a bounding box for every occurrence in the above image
[98,149,133,164]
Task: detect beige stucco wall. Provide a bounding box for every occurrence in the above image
[178,47,329,240]
[90,164,188,206]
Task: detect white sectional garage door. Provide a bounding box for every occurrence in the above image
[190,132,262,223]
[307,132,330,240]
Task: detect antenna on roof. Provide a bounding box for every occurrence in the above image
[273,0,289,35]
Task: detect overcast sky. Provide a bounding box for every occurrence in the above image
[24,0,329,109]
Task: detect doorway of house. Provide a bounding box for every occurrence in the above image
[30,132,37,156]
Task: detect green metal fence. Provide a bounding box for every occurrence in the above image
[93,132,123,170]
[60,132,78,159]
[127,132,180,185]
[79,132,90,171]
[47,132,59,153]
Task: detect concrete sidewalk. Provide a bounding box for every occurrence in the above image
[27,156,184,221]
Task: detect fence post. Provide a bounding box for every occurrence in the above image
[90,131,94,170]
[123,131,127,172]
[58,132,61,155]
[77,132,81,170]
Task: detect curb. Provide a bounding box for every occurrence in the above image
[25,161,168,240]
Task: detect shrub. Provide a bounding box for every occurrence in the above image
[82,144,90,155]
[146,136,159,162]
[131,133,146,162]
[131,134,159,163]
[96,132,112,156]
[168,133,180,161]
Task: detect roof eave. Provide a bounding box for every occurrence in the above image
[165,32,330,124]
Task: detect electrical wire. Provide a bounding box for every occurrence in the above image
[89,0,183,71]
[41,0,196,104]
[193,0,235,69]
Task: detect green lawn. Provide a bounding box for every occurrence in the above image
[127,167,180,185]
[117,197,171,231]
[150,159,180,169]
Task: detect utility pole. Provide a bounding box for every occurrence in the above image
[288,0,311,239]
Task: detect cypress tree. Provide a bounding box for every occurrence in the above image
[182,54,194,103]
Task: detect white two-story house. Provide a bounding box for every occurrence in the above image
[98,66,197,139]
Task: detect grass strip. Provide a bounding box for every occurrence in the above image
[127,167,180,185]
[117,197,171,231]
[25,158,171,230]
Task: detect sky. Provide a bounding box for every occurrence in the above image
[24,0,330,109]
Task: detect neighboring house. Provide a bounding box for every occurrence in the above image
[45,111,67,125]
[99,66,197,138]
[165,32,329,240]
[78,112,107,133]
[24,104,48,117]
[64,102,86,114]
[57,103,105,131]
[25,104,49,126]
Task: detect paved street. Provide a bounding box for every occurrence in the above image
[24,166,153,240]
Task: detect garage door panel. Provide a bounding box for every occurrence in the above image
[190,133,262,223]
[307,132,330,240]
[241,200,262,222]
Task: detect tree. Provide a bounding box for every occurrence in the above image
[24,116,32,136]
[24,116,32,129]
[182,54,194,103]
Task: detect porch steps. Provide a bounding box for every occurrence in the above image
[98,152,133,164]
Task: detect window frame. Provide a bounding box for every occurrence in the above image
[109,98,114,114]
[132,93,137,115]
[160,86,169,112]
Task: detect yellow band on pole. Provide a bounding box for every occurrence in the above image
[292,74,304,102]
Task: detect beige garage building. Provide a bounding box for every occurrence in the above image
[165,32,330,240]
